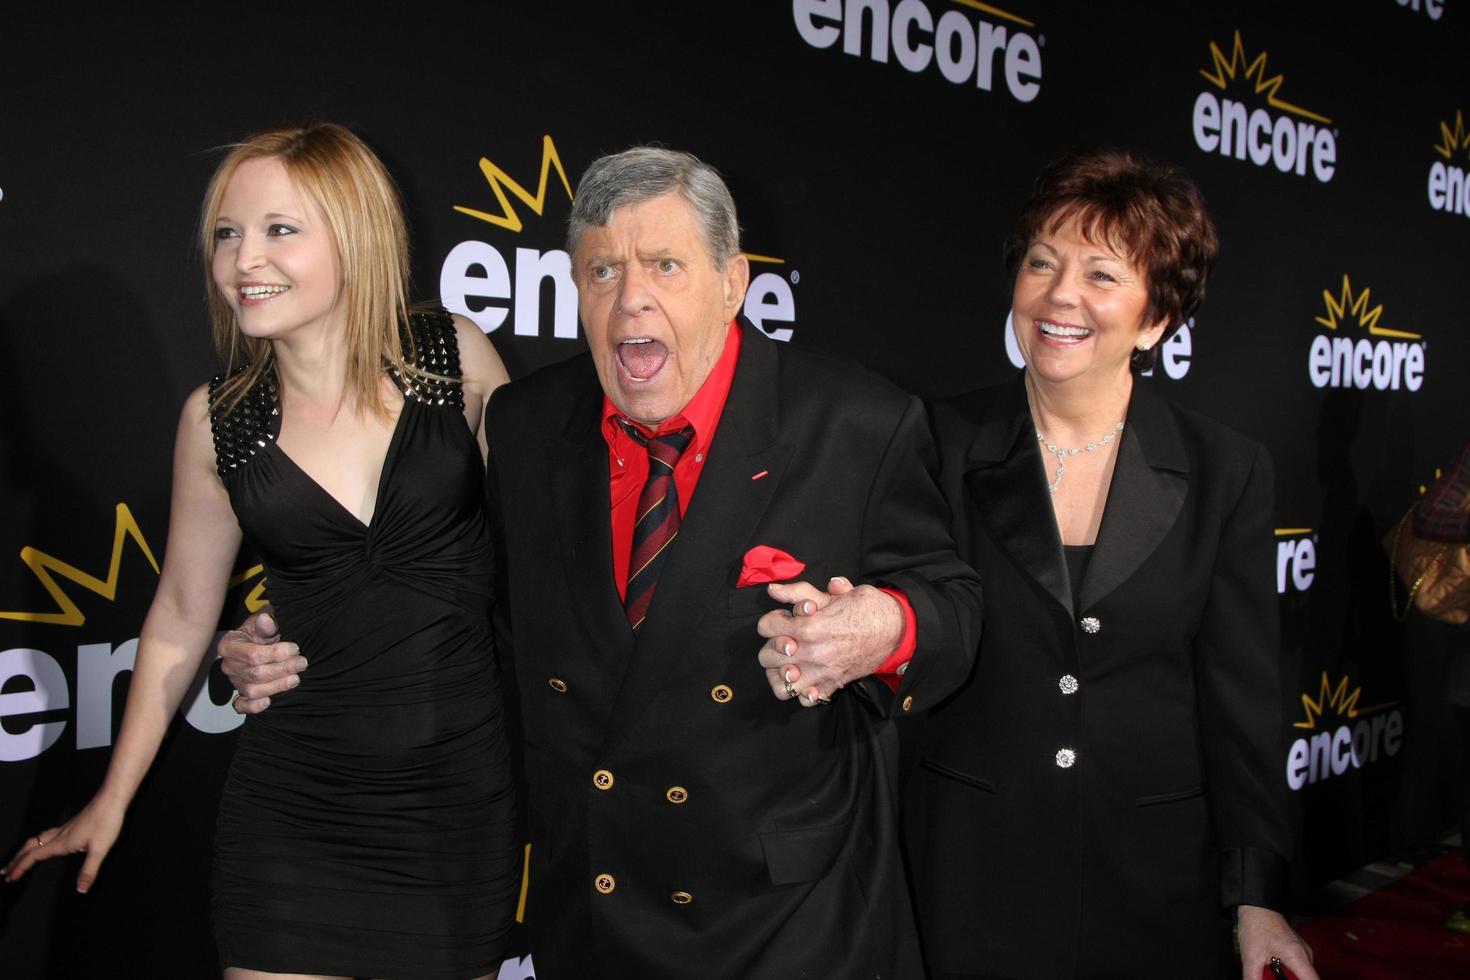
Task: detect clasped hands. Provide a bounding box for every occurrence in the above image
[218,582,902,713]
[756,576,905,706]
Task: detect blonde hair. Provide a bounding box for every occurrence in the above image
[201,122,412,417]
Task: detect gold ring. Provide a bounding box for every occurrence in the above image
[231,691,246,710]
[783,678,798,698]
[34,836,47,848]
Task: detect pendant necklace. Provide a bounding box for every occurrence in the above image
[1036,421,1125,494]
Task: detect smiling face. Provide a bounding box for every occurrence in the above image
[573,192,750,425]
[1011,214,1168,393]
[210,156,345,343]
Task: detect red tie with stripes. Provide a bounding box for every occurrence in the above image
[622,422,694,630]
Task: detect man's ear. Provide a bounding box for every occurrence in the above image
[723,253,750,318]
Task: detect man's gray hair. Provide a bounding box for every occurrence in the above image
[567,146,741,268]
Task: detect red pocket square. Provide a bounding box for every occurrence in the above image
[737,545,806,587]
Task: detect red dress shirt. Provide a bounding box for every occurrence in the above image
[601,319,914,686]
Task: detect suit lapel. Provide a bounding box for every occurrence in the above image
[600,325,793,754]
[1079,380,1189,610]
[551,371,635,664]
[962,375,1073,613]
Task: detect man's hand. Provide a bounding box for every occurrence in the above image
[756,576,903,705]
[217,610,307,714]
[1238,905,1317,980]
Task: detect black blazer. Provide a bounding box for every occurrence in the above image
[904,375,1291,979]
[486,322,982,979]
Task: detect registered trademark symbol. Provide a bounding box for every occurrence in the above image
[790,270,800,284]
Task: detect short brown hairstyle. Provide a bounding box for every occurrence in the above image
[1002,147,1218,372]
[201,122,411,417]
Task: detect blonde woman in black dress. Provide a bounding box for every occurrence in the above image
[6,123,518,980]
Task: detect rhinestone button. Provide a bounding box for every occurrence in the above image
[1059,674,1079,695]
[1080,616,1101,634]
[593,769,615,790]
[595,873,616,894]
[710,684,733,703]
[666,786,688,804]
[1055,748,1077,768]
[671,891,693,904]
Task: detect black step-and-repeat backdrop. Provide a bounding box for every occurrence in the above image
[2,3,1466,975]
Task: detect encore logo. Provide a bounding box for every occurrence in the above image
[440,135,800,343]
[1307,276,1425,391]
[793,0,1042,103]
[1191,31,1337,183]
[1285,673,1401,790]
[0,505,251,761]
[1427,110,1470,219]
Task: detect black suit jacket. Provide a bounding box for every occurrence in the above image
[904,375,1291,979]
[486,322,981,979]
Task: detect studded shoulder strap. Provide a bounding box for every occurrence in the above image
[391,309,465,410]
[207,366,281,478]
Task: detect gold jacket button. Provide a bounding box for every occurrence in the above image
[671,891,693,904]
[901,695,914,712]
[710,684,734,703]
[595,873,616,894]
[548,677,568,693]
[666,786,689,804]
[593,769,615,790]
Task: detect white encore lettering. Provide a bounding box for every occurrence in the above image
[1427,162,1470,218]
[1307,335,1425,391]
[1192,91,1336,182]
[794,0,1042,103]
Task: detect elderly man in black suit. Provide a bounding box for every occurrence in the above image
[222,146,981,978]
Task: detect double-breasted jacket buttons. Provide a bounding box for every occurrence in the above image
[548,677,568,693]
[666,786,688,804]
[671,891,693,904]
[595,873,616,894]
[1080,616,1101,634]
[710,684,733,703]
[1055,748,1077,768]
[901,695,914,712]
[1059,674,1079,695]
[593,769,615,790]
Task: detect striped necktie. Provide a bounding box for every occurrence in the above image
[621,422,695,630]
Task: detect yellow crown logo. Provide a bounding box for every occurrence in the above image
[1200,30,1331,125]
[454,135,574,232]
[1,504,269,627]
[1435,110,1468,160]
[0,504,160,626]
[1315,275,1421,340]
[1294,672,1396,730]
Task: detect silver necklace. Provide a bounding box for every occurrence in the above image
[1036,420,1124,493]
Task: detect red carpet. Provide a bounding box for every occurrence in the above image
[1298,850,1470,978]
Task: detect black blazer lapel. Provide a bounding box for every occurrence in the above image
[1080,380,1189,610]
[550,375,636,664]
[600,325,794,754]
[961,375,1072,613]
